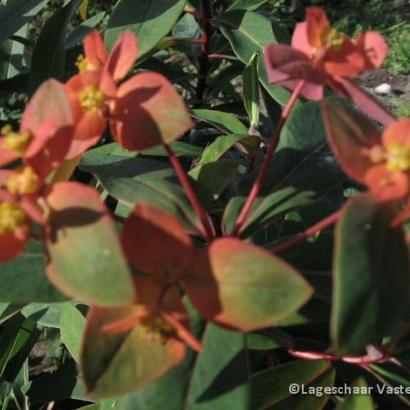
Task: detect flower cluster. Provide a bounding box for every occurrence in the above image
[264,7,387,100]
[264,7,409,227]
[0,31,197,359]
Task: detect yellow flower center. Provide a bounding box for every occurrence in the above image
[386,142,410,172]
[323,27,344,49]
[78,85,106,112]
[7,167,41,195]
[1,124,31,155]
[75,54,97,73]
[140,314,173,342]
[0,202,27,235]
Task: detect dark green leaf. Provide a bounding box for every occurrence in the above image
[29,0,81,95]
[193,109,247,134]
[0,0,49,43]
[223,100,343,236]
[228,0,269,10]
[105,0,186,57]
[331,194,410,355]
[26,361,85,402]
[243,52,259,126]
[197,133,248,166]
[0,240,66,304]
[0,25,27,80]
[217,9,290,106]
[337,378,374,410]
[251,360,335,409]
[185,324,250,409]
[189,159,239,207]
[60,303,86,362]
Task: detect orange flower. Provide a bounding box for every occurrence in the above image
[264,7,387,101]
[0,168,45,262]
[66,31,193,156]
[363,119,410,202]
[0,193,31,262]
[0,80,73,179]
[65,31,137,157]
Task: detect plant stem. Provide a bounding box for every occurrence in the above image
[161,311,203,352]
[195,0,214,106]
[207,53,239,61]
[270,210,341,254]
[231,80,306,236]
[164,144,215,241]
[288,348,389,365]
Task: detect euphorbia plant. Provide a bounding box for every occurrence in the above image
[0,1,409,409]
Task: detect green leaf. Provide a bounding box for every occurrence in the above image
[242,52,259,127]
[185,324,250,409]
[189,159,239,207]
[0,240,66,303]
[80,153,199,229]
[192,109,248,134]
[60,303,86,362]
[66,11,106,48]
[246,328,292,351]
[223,100,343,236]
[172,13,200,38]
[0,304,22,324]
[28,0,81,95]
[337,378,374,410]
[198,133,248,166]
[80,141,201,162]
[216,9,290,106]
[0,314,39,381]
[141,141,202,158]
[186,238,313,331]
[21,303,65,328]
[251,360,335,409]
[0,0,49,43]
[105,0,186,58]
[238,188,317,237]
[81,306,184,399]
[331,194,410,355]
[0,25,27,80]
[228,0,269,10]
[46,182,135,306]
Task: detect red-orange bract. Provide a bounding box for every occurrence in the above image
[322,99,410,223]
[0,79,74,179]
[121,202,194,284]
[0,79,74,262]
[118,203,201,351]
[65,31,193,157]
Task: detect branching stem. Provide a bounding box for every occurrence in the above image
[231,80,306,236]
[164,144,215,241]
[270,210,341,254]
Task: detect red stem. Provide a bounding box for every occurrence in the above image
[207,53,239,61]
[288,348,390,365]
[161,312,203,352]
[231,80,306,236]
[164,144,215,241]
[270,210,341,254]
